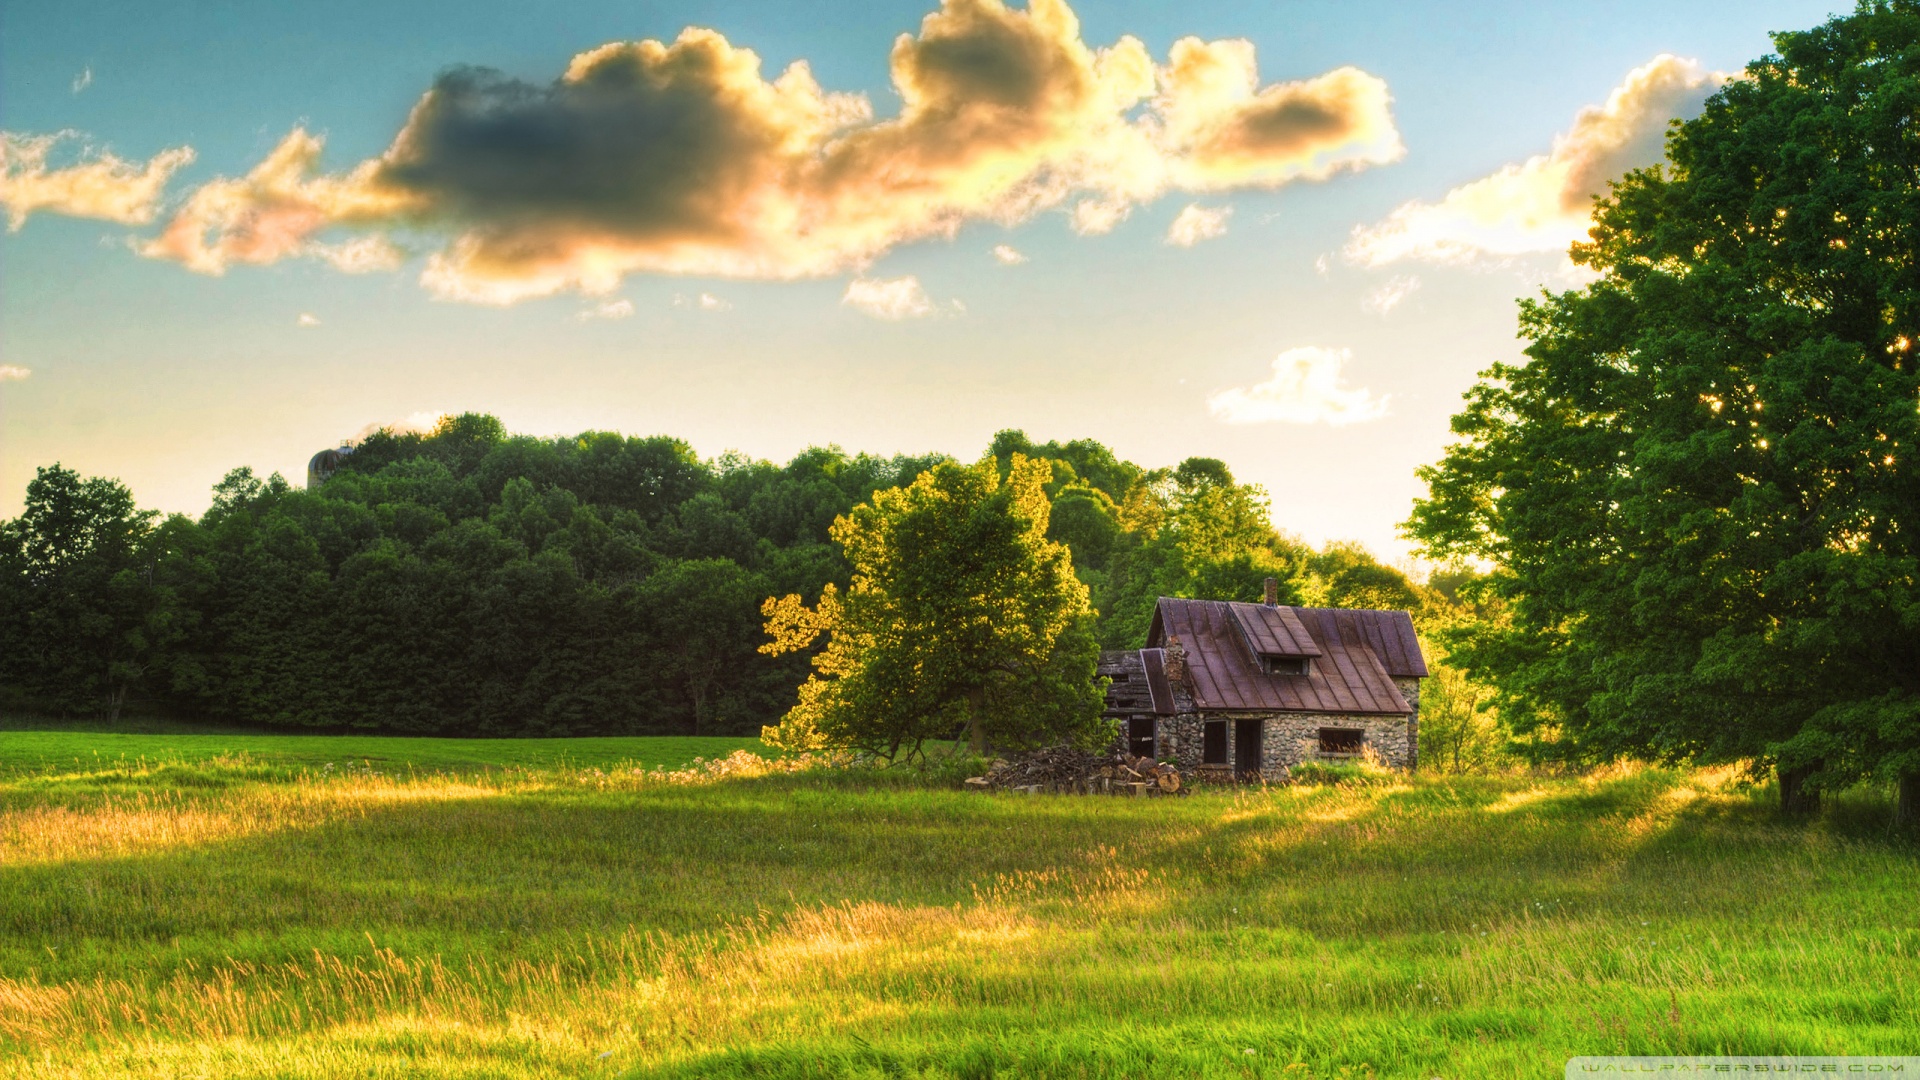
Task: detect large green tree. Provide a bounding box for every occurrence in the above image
[760,455,1106,760]
[1408,2,1920,817]
[0,465,183,718]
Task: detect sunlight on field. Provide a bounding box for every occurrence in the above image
[0,745,1913,1079]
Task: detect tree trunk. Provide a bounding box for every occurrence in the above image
[1779,761,1822,815]
[1897,773,1920,830]
[967,688,986,755]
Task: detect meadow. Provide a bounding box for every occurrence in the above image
[0,731,1913,1079]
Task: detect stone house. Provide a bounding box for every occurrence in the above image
[1098,584,1426,780]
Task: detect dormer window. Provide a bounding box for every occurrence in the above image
[1261,655,1310,676]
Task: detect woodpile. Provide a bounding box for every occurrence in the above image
[966,746,1186,796]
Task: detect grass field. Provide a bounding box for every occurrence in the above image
[0,731,1914,1079]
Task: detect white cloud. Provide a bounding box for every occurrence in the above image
[577,298,635,320]
[1166,203,1231,246]
[1347,55,1724,267]
[992,244,1028,265]
[72,67,92,95]
[296,312,321,327]
[1207,346,1388,425]
[842,275,939,320]
[312,235,403,273]
[0,365,30,381]
[674,292,731,311]
[1363,275,1420,314]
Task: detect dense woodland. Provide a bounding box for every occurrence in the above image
[0,419,1466,740]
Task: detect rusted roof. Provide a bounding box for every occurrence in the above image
[1228,603,1322,658]
[1145,599,1425,715]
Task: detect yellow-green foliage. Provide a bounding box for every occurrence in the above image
[0,736,1914,1079]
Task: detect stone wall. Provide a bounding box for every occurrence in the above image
[1150,709,1415,781]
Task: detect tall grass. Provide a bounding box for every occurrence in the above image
[0,740,1912,1079]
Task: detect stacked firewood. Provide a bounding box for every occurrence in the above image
[967,746,1185,796]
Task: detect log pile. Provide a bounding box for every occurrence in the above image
[966,746,1185,796]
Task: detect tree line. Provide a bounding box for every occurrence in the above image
[0,418,1447,738]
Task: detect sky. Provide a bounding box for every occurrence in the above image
[0,0,1845,563]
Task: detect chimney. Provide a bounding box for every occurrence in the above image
[1162,636,1188,686]
[1263,577,1278,607]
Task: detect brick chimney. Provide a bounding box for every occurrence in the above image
[1263,576,1279,607]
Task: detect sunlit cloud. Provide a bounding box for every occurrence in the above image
[133,0,1401,303]
[1362,275,1419,314]
[0,131,194,230]
[577,299,634,320]
[1166,203,1230,246]
[72,67,93,95]
[0,365,31,381]
[1208,346,1388,425]
[1347,55,1723,268]
[992,243,1028,265]
[296,312,322,327]
[843,275,942,320]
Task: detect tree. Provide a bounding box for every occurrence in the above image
[634,558,775,735]
[0,465,178,718]
[1407,2,1920,817]
[760,455,1107,760]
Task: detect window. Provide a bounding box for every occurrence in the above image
[1127,717,1155,758]
[1262,655,1309,676]
[1318,728,1364,755]
[1108,673,1131,682]
[1203,720,1228,764]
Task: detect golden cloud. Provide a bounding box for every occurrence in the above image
[134,0,1400,302]
[0,132,193,230]
[1347,55,1723,267]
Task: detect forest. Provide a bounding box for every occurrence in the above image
[0,418,1470,739]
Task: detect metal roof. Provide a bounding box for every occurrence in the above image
[1144,598,1425,715]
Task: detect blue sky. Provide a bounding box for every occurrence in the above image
[0,0,1842,561]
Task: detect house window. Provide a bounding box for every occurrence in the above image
[1203,720,1228,764]
[1108,673,1131,682]
[1318,728,1364,755]
[1262,655,1309,676]
[1127,716,1155,758]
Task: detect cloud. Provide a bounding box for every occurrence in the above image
[0,365,30,381]
[1347,55,1723,267]
[138,0,1401,302]
[1207,346,1388,425]
[1166,203,1230,246]
[72,67,92,95]
[354,411,447,441]
[992,243,1027,264]
[296,312,322,327]
[674,292,732,311]
[578,298,635,319]
[1362,274,1419,314]
[0,131,194,230]
[843,275,940,319]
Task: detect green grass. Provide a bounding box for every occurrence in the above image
[0,728,768,776]
[0,733,1913,1079]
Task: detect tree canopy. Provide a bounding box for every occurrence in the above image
[1407,1,1920,810]
[760,455,1105,759]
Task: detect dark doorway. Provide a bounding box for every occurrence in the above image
[1127,717,1156,759]
[1202,720,1228,764]
[1235,719,1263,779]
